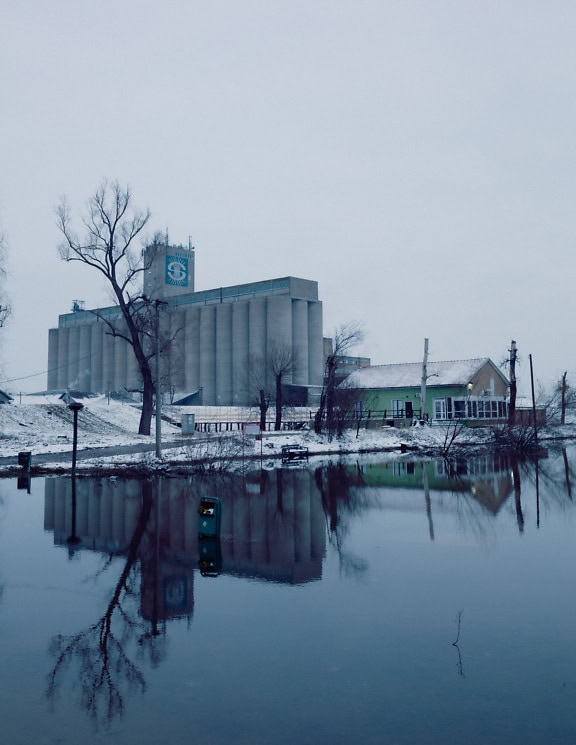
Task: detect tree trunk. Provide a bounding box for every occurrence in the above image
[259,389,268,431]
[325,359,336,438]
[140,372,154,435]
[275,374,283,431]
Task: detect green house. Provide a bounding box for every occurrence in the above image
[342,357,509,426]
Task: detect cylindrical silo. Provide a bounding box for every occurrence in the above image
[47,328,60,390]
[248,298,266,359]
[102,331,115,396]
[232,302,249,404]
[68,326,81,389]
[266,296,292,352]
[185,306,201,394]
[78,323,92,391]
[91,322,104,393]
[292,299,309,386]
[215,303,232,405]
[113,333,128,392]
[56,326,70,389]
[199,305,216,404]
[308,300,324,388]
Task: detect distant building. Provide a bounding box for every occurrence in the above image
[47,243,324,406]
[322,337,370,386]
[342,357,509,426]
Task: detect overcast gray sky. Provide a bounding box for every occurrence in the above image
[1,1,574,396]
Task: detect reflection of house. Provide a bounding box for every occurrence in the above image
[348,454,514,514]
[342,358,509,426]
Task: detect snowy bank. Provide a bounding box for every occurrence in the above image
[0,394,573,475]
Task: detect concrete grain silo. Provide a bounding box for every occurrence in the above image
[47,244,324,406]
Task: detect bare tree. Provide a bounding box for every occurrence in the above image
[268,341,301,430]
[314,321,364,438]
[246,342,301,431]
[0,227,11,329]
[536,372,576,425]
[56,181,158,435]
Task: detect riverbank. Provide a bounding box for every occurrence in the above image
[0,394,573,476]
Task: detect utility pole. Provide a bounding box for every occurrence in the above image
[508,340,517,426]
[420,338,429,422]
[529,353,538,445]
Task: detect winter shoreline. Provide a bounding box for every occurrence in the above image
[0,395,573,478]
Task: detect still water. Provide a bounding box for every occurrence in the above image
[1,448,576,745]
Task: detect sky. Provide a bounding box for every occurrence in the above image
[1,0,575,396]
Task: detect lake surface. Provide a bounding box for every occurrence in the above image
[1,447,576,744]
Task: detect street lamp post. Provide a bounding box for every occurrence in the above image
[68,401,84,477]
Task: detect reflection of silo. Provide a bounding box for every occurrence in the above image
[292,299,309,385]
[249,487,268,567]
[185,307,200,395]
[108,480,128,547]
[294,470,311,564]
[232,302,249,404]
[199,306,216,404]
[232,491,251,565]
[47,328,59,389]
[269,470,295,570]
[57,327,70,388]
[215,304,232,405]
[310,471,326,561]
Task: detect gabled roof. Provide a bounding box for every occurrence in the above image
[342,358,508,390]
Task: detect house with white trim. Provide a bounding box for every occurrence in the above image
[341,358,509,426]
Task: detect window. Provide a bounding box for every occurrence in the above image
[392,400,403,417]
[433,399,447,419]
[454,400,466,418]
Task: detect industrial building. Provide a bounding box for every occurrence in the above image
[47,243,324,406]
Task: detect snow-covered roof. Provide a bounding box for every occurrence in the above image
[342,358,505,390]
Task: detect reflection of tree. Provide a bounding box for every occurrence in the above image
[47,481,166,727]
[314,465,369,578]
[562,449,573,500]
[439,459,499,544]
[452,610,465,679]
[511,459,524,533]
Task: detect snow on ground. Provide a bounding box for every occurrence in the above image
[0,393,572,473]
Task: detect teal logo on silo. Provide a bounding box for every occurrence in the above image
[165,256,188,286]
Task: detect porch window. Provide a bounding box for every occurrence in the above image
[392,400,403,417]
[433,399,447,419]
[454,400,466,418]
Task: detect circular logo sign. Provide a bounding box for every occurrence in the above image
[166,257,188,286]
